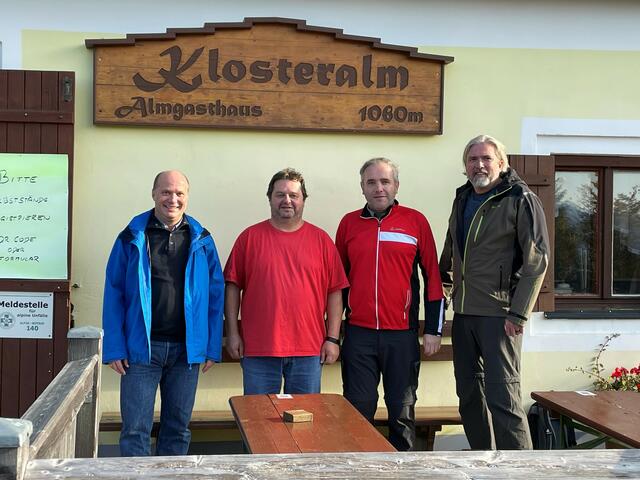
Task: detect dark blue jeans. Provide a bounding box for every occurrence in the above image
[241,356,322,394]
[119,340,199,456]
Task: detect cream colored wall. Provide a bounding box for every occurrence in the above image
[22,30,640,415]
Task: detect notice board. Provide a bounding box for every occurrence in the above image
[0,153,68,279]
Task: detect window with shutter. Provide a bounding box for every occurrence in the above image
[551,155,640,311]
[511,154,640,313]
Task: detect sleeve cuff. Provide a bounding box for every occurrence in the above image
[506,311,527,326]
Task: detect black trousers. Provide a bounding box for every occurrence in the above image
[341,323,421,451]
[452,313,532,450]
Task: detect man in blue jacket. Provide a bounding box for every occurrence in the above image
[102,170,224,456]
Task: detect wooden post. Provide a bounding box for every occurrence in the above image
[67,327,103,459]
[0,418,33,480]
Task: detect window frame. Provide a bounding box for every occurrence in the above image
[555,155,640,311]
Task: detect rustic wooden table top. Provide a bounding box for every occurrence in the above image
[531,390,640,447]
[26,449,640,479]
[229,393,396,454]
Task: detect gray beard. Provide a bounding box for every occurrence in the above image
[470,175,491,189]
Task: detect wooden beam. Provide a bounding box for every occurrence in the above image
[67,328,103,459]
[220,320,454,362]
[0,418,32,480]
[0,110,74,124]
[24,449,640,479]
[21,356,97,460]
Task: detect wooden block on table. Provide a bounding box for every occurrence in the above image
[283,409,313,423]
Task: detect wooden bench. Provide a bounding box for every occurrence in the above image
[101,320,459,450]
[376,406,462,451]
[100,405,461,451]
[99,410,237,432]
[221,319,454,362]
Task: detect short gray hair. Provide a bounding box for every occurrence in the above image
[462,135,509,172]
[359,157,399,183]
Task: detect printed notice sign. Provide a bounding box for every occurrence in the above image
[0,291,53,339]
[0,153,68,279]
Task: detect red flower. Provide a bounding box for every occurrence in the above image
[569,335,639,392]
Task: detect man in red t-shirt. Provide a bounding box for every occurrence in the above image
[224,168,349,394]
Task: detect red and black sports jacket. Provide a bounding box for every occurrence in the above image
[335,202,445,335]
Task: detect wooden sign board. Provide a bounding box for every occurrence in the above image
[86,18,453,134]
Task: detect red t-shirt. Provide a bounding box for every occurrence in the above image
[224,220,349,357]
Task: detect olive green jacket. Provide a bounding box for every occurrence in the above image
[439,168,550,326]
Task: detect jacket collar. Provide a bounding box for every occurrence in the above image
[359,199,399,219]
[128,209,204,240]
[146,212,190,232]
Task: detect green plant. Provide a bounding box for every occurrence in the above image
[567,333,640,392]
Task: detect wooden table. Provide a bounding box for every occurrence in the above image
[26,449,640,479]
[229,393,396,453]
[531,390,640,448]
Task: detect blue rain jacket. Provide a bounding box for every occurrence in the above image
[102,210,224,365]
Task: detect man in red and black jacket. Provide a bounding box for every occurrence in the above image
[336,157,445,451]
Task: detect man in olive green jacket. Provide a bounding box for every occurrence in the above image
[439,134,549,450]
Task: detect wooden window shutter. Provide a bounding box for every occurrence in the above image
[508,155,555,312]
